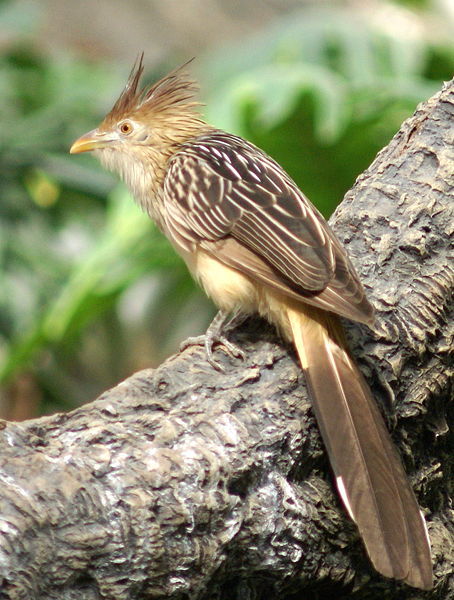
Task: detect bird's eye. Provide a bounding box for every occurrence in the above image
[119,120,133,135]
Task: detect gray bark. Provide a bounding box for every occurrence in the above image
[0,80,452,600]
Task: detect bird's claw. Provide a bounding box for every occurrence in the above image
[179,310,246,372]
[180,333,245,372]
[208,335,246,371]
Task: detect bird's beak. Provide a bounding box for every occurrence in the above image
[70,129,114,154]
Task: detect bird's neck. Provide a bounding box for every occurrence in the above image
[96,145,171,226]
[96,121,211,227]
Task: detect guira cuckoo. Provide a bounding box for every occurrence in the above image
[70,56,432,589]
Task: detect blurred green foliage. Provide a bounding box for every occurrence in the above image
[0,2,453,416]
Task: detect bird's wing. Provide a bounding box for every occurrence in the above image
[163,132,373,324]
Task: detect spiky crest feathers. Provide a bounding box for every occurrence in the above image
[100,54,205,132]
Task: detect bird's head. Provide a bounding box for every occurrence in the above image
[70,55,206,195]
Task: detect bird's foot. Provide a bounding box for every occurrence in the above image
[180,310,246,372]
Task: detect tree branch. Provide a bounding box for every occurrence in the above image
[0,80,452,600]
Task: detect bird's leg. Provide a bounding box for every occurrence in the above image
[180,309,246,371]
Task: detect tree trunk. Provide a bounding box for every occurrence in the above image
[0,80,452,600]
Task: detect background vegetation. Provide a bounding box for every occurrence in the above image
[0,0,452,418]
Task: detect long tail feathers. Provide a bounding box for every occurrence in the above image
[286,307,432,589]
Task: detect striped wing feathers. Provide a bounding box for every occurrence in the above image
[164,132,373,324]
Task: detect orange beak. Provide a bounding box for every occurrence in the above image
[70,129,115,154]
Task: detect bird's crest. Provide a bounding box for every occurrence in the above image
[102,54,202,128]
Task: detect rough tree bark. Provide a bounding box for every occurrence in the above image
[0,80,452,600]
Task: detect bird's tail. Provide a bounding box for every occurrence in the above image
[286,305,432,589]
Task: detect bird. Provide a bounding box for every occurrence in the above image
[70,55,432,589]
